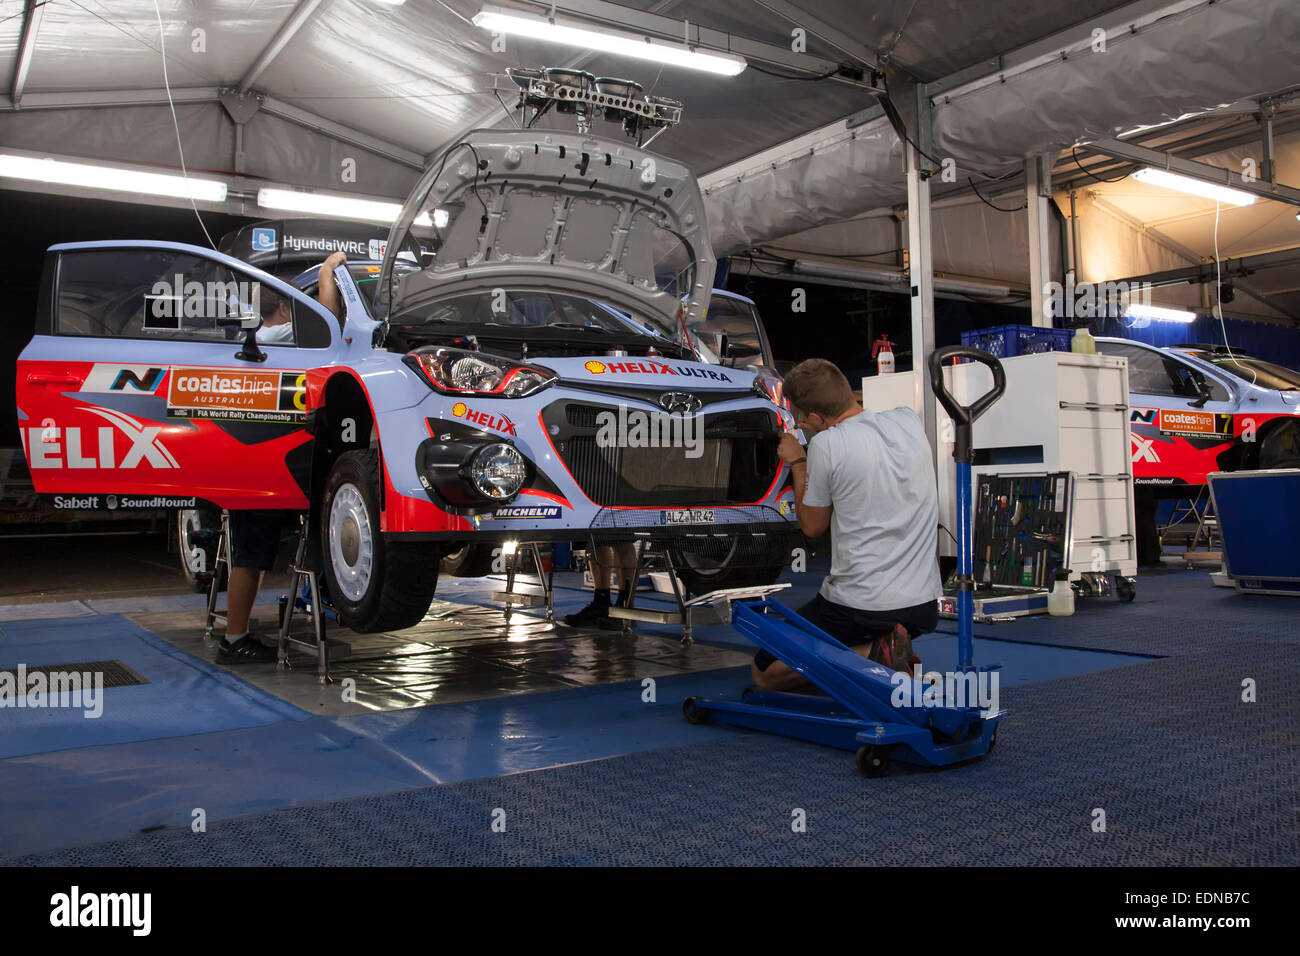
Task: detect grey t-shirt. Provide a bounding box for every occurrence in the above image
[802,406,943,611]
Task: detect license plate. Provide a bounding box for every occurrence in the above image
[662,509,715,525]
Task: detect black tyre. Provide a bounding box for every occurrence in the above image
[856,744,891,778]
[440,542,496,578]
[177,504,224,593]
[668,535,787,597]
[682,697,709,724]
[1115,576,1136,603]
[320,449,439,632]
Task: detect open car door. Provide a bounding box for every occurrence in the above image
[15,241,338,510]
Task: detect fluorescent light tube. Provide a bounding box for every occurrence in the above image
[0,153,227,202]
[1131,167,1257,207]
[258,188,431,227]
[1124,303,1197,323]
[258,188,401,222]
[473,7,747,76]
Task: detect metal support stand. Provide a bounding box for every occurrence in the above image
[606,539,697,645]
[276,516,349,684]
[203,510,231,641]
[1026,153,1054,328]
[905,140,938,457]
[493,542,555,623]
[1161,487,1221,563]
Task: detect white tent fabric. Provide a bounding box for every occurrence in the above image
[931,0,1300,174]
[1,0,1298,311]
[704,0,1300,255]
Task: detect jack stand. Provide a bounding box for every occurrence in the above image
[684,596,1003,777]
[493,542,555,623]
[605,538,701,644]
[202,510,231,641]
[276,516,350,684]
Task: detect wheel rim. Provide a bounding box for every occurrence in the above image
[178,509,208,574]
[329,483,374,603]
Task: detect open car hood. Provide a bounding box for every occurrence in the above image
[377,129,715,342]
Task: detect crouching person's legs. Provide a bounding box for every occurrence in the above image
[749,594,865,691]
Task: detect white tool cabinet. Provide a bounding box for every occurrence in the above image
[863,352,1137,582]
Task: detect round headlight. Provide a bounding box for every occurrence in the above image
[469,443,527,499]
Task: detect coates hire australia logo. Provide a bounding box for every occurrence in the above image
[251,227,277,252]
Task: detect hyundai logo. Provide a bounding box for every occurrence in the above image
[658,391,702,414]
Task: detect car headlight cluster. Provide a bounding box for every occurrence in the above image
[468,443,527,499]
[407,347,556,398]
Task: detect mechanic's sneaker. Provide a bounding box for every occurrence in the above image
[217,633,278,664]
[597,612,629,631]
[564,600,612,628]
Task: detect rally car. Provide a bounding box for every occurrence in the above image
[15,128,800,632]
[1095,337,1300,489]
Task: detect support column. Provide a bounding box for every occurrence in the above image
[1027,153,1053,327]
[906,142,937,456]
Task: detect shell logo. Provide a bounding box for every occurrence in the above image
[451,402,468,417]
[584,360,606,374]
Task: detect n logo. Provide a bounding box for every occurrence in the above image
[1130,408,1158,424]
[111,368,164,392]
[80,364,166,395]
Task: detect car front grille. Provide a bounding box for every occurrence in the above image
[543,400,780,507]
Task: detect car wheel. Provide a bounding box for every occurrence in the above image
[320,449,439,632]
[668,534,787,597]
[440,542,496,578]
[177,504,224,593]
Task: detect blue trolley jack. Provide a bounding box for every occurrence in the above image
[682,345,1008,778]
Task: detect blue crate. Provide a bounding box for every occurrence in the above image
[960,325,1074,359]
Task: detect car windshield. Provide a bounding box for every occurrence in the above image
[1189,352,1300,390]
[688,296,767,368]
[391,288,674,341]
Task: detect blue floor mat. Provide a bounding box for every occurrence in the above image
[12,636,1296,866]
[3,566,1290,862]
[0,667,749,858]
[0,615,308,759]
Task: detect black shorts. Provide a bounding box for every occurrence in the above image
[753,592,938,672]
[228,510,290,572]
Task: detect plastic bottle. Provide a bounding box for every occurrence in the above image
[1071,325,1095,354]
[877,347,895,375]
[1021,558,1033,587]
[1048,572,1076,616]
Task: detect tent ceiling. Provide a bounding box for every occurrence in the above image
[3,0,1299,326]
[2,0,1146,177]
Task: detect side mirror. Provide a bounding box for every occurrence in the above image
[218,313,267,363]
[724,341,762,359]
